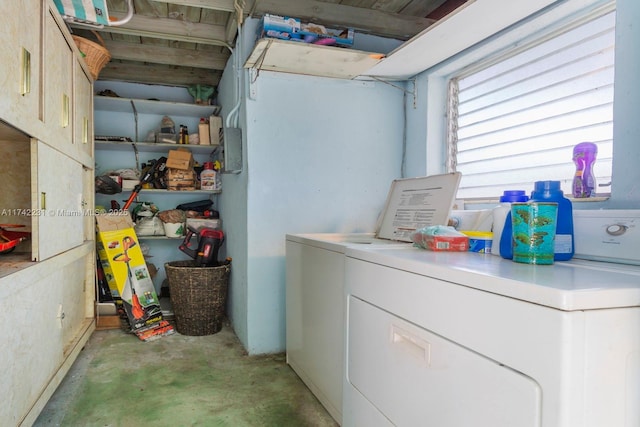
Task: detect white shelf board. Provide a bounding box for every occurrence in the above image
[95,140,222,154]
[244,38,385,80]
[94,96,221,116]
[363,0,560,80]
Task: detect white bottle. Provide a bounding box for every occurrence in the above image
[491,191,529,257]
[200,162,216,190]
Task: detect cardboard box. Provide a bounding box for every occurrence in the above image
[209,116,223,146]
[95,213,166,334]
[259,13,354,47]
[166,148,194,170]
[166,167,196,191]
[260,14,301,40]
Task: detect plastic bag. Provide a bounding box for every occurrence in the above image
[134,216,165,236]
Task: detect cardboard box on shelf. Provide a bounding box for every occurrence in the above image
[166,148,194,170]
[95,213,172,339]
[209,116,223,146]
[166,168,196,191]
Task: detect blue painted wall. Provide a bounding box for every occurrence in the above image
[218,20,404,354]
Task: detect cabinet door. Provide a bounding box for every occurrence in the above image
[32,141,84,261]
[0,0,43,136]
[61,252,94,356]
[44,10,73,151]
[74,60,94,163]
[0,269,63,424]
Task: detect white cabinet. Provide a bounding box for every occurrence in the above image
[0,2,95,424]
[0,0,43,137]
[0,244,94,426]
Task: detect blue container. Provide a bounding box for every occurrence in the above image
[530,180,574,261]
[498,190,530,260]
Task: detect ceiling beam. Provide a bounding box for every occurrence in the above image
[99,62,221,86]
[251,0,436,40]
[92,12,233,48]
[103,40,229,69]
[147,0,236,12]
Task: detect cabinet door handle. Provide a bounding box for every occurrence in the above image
[62,94,70,128]
[21,48,31,95]
[390,324,431,366]
[41,192,46,209]
[82,117,89,143]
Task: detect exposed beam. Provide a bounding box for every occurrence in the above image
[252,0,435,40]
[103,40,229,69]
[99,62,221,87]
[91,12,232,47]
[147,0,236,12]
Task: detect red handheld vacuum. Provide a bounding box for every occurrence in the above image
[179,226,224,267]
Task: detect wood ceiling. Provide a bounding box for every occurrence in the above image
[69,0,466,88]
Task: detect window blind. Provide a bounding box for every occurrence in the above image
[448,10,615,199]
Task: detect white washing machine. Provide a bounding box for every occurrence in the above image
[285,174,461,424]
[342,210,640,427]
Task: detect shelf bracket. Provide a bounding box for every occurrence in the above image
[248,67,258,100]
[130,100,139,142]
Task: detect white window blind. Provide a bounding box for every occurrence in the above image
[448,10,615,199]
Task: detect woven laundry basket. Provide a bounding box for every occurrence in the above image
[165,260,230,336]
[72,31,111,80]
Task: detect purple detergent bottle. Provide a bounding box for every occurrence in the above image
[572,142,597,198]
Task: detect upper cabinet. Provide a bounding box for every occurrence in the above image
[0,0,43,134]
[74,58,94,166]
[44,8,74,151]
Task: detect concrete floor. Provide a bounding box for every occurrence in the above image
[34,324,338,427]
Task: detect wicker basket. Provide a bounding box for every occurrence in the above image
[72,31,111,80]
[165,260,231,336]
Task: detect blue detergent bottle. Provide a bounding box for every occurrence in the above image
[530,180,574,261]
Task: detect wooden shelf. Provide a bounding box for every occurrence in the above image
[94,96,221,116]
[95,140,222,154]
[244,38,385,80]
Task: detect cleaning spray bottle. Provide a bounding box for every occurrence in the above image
[572,142,597,198]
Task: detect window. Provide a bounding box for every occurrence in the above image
[447,10,615,200]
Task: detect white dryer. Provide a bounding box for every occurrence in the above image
[342,210,640,427]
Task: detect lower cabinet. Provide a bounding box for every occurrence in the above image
[32,140,85,261]
[0,244,95,426]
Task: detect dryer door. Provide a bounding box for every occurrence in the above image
[346,296,542,427]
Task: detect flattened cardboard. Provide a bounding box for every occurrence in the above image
[375,173,462,242]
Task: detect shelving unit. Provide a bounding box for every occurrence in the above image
[94,93,224,294]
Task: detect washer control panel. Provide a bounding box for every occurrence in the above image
[573,210,640,265]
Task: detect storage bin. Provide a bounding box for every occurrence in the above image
[165,260,230,336]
